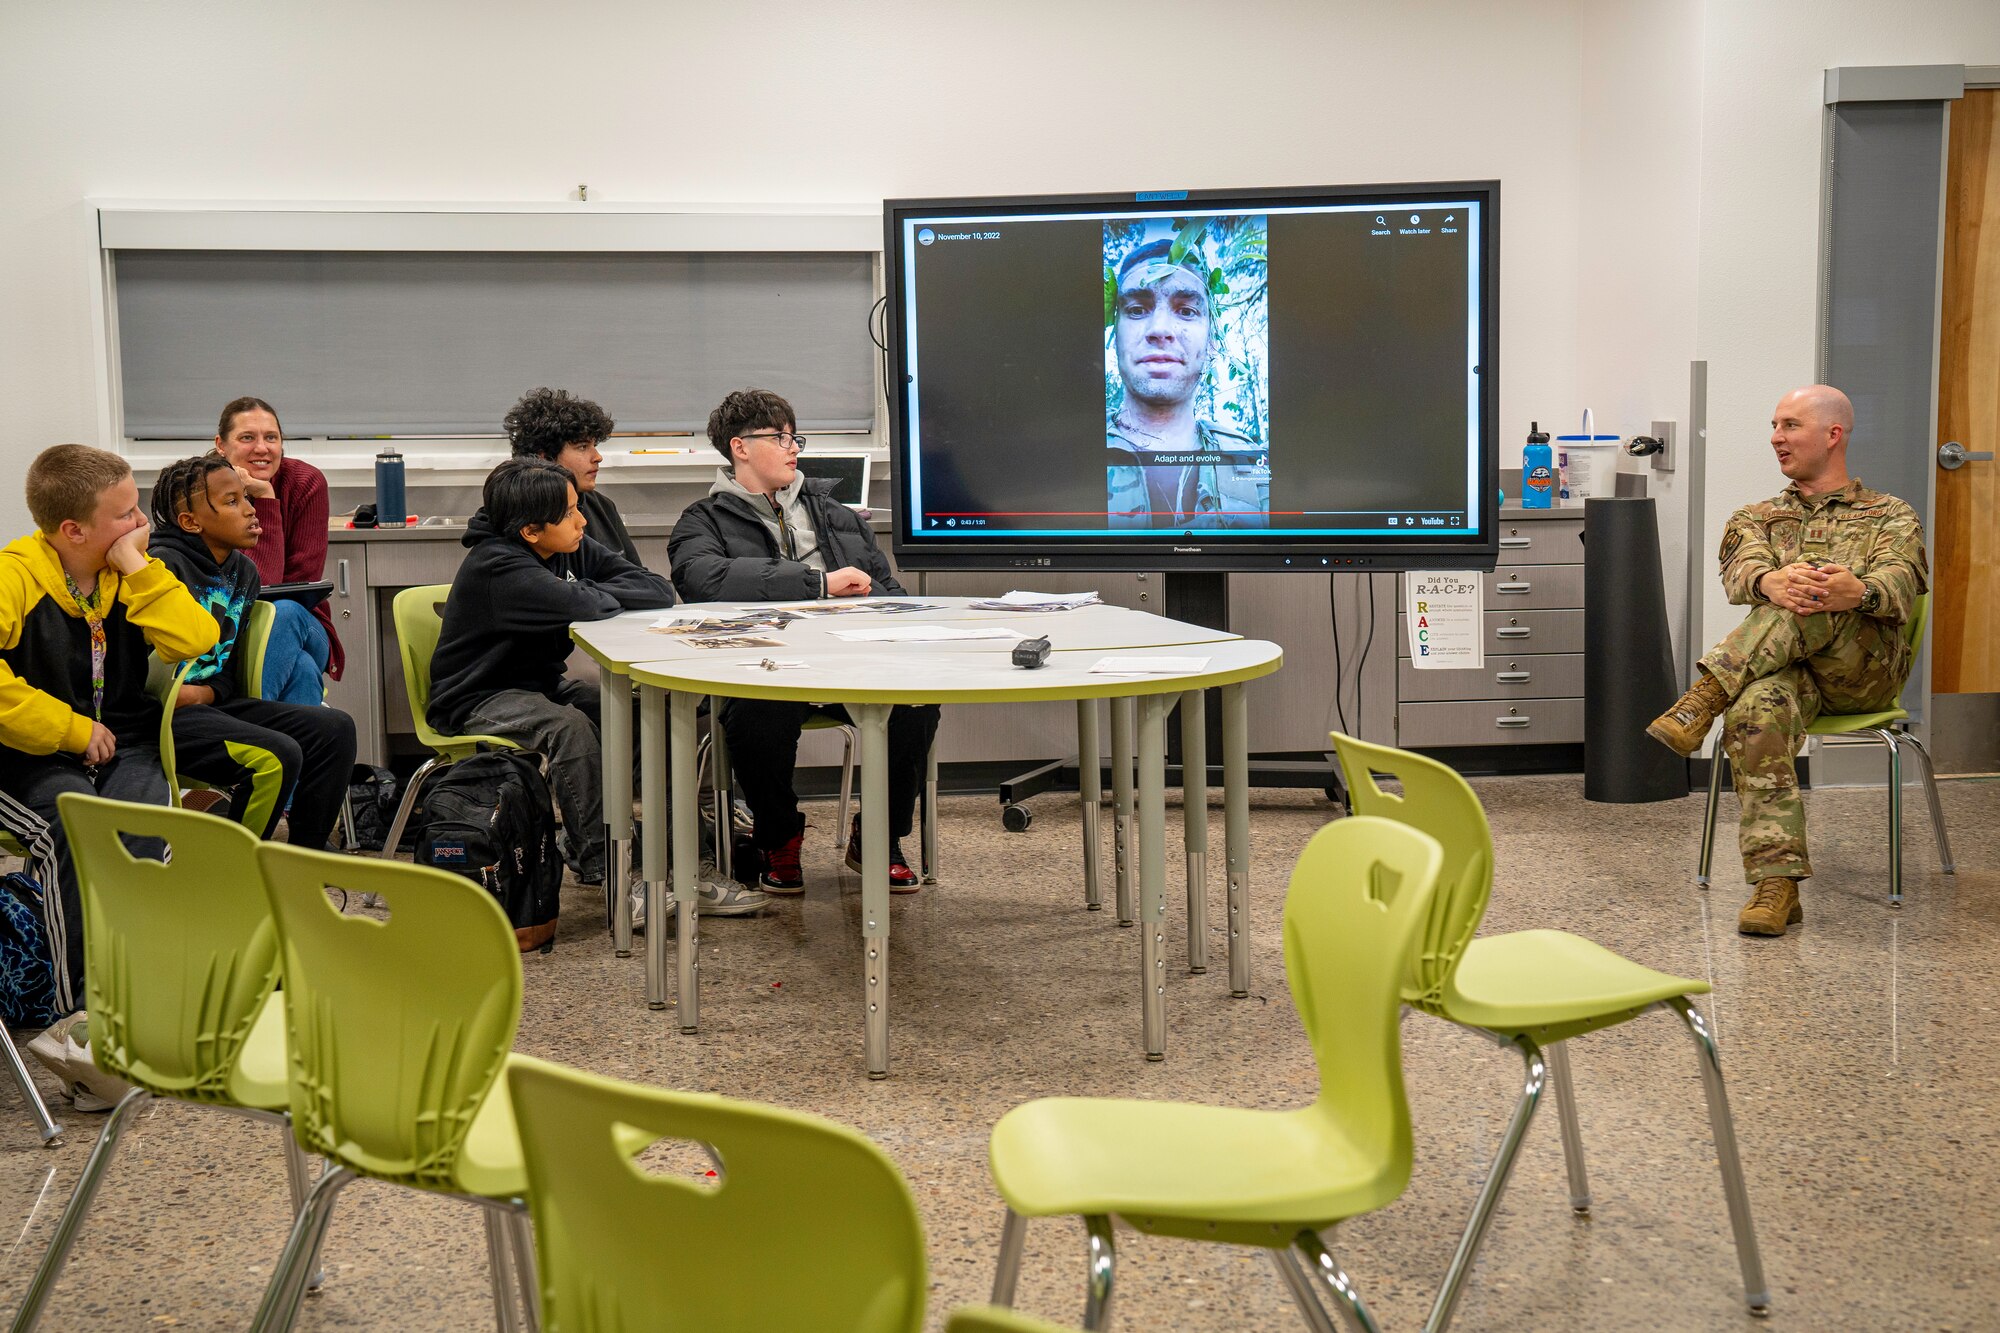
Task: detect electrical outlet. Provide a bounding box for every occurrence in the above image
[1650,419,1677,472]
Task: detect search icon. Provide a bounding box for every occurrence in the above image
[1374,215,1386,226]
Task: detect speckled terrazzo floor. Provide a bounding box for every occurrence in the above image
[1,773,1994,1331]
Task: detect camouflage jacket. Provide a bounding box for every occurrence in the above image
[1106,418,1270,530]
[1718,478,1928,624]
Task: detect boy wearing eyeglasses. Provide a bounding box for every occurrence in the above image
[668,389,940,895]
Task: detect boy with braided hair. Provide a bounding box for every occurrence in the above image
[149,455,356,851]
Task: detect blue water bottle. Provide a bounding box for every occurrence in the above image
[374,447,407,526]
[1521,422,1553,509]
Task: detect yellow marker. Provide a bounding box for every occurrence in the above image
[629,448,694,455]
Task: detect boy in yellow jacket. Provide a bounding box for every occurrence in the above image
[0,445,218,1018]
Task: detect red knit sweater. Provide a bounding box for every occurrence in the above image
[248,457,345,679]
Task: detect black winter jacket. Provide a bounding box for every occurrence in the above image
[427,510,675,733]
[667,479,903,604]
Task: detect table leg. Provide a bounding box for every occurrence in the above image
[639,684,669,1009]
[1222,682,1250,999]
[671,691,701,1034]
[922,741,939,885]
[712,705,733,882]
[1179,688,1208,975]
[601,671,634,959]
[857,703,892,1078]
[1076,699,1102,911]
[1138,694,1169,1061]
[1109,696,1135,927]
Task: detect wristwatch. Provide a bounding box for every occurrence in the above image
[1860,582,1882,615]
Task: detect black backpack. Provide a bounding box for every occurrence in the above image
[342,764,401,852]
[414,750,563,954]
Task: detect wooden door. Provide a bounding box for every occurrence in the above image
[1935,87,2000,693]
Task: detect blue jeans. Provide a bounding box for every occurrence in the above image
[265,598,331,705]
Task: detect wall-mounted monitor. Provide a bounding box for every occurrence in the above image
[884,182,1499,572]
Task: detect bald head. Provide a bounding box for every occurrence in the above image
[1769,384,1854,494]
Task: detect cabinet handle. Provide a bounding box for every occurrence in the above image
[1496,582,1532,594]
[1495,671,1531,683]
[1500,536,1531,548]
[336,558,350,597]
[1496,626,1532,639]
[1496,716,1532,728]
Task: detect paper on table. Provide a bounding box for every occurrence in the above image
[1089,656,1210,674]
[828,625,1025,642]
[966,589,1103,610]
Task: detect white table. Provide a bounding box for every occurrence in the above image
[572,598,1244,955]
[625,629,1282,1078]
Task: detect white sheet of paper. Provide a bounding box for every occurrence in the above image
[1089,656,1210,675]
[828,625,1024,642]
[994,590,1101,606]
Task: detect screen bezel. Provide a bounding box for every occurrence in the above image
[884,180,1499,573]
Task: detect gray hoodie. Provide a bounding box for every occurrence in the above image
[708,468,825,573]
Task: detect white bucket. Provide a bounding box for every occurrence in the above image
[1557,409,1622,503]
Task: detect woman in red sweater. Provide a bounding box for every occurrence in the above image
[212,396,345,704]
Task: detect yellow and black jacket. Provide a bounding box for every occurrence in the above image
[0,532,218,755]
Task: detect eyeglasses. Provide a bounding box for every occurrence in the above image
[738,431,808,452]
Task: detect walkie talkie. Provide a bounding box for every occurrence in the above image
[1012,636,1052,669]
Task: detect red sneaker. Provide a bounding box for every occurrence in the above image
[759,831,805,894]
[845,815,921,893]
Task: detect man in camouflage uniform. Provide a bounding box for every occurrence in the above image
[1647,384,1928,936]
[1106,238,1269,529]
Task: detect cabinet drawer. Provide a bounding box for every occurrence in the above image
[1398,698,1584,747]
[1496,518,1584,566]
[1399,609,1585,657]
[1479,563,1582,611]
[1398,653,1584,703]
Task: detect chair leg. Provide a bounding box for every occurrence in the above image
[1268,1246,1342,1333]
[1696,751,1726,888]
[377,755,449,863]
[250,1164,355,1333]
[483,1208,523,1333]
[9,1087,149,1331]
[1295,1229,1381,1333]
[1899,731,1955,874]
[836,727,856,850]
[1875,729,1904,905]
[505,1208,541,1333]
[1545,1041,1592,1214]
[1425,1036,1546,1333]
[0,1021,61,1145]
[1081,1215,1117,1332]
[991,1207,1028,1306]
[278,1128,327,1292]
[1665,998,1771,1315]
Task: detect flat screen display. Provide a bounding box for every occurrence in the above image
[885,182,1498,571]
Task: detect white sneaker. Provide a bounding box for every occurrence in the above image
[627,884,647,933]
[25,1013,135,1113]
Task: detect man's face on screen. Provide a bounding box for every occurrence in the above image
[1114,266,1212,408]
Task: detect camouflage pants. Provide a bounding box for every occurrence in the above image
[1699,604,1909,884]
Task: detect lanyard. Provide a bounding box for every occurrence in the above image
[63,572,107,722]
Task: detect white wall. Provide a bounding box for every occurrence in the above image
[0,0,1590,538]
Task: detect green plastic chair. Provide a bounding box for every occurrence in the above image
[1697,591,1953,904]
[247,844,537,1333]
[159,603,291,832]
[985,816,1444,1333]
[11,794,314,1330]
[1330,732,1769,1331]
[377,584,520,861]
[507,1055,930,1332]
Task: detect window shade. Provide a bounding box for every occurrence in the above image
[113,250,878,438]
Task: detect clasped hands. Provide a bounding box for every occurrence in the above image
[1758,561,1864,616]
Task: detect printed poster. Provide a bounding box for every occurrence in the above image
[1405,572,1484,669]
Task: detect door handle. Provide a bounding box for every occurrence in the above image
[1495,671,1531,683]
[1940,441,1994,470]
[1496,626,1532,639]
[1499,536,1531,548]
[1496,582,1532,594]
[336,558,350,597]
[1496,716,1531,728]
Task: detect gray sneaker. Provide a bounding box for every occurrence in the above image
[697,877,770,917]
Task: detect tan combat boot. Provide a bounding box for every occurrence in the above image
[1646,672,1731,756]
[1738,877,1803,936]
